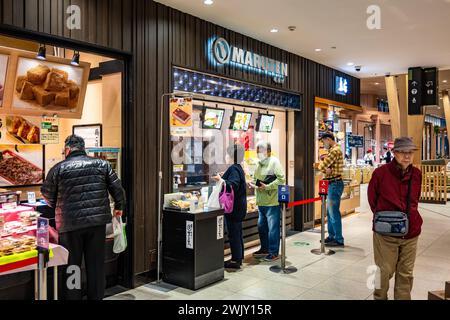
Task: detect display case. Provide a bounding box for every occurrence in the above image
[86,147,121,178]
[314,163,375,220]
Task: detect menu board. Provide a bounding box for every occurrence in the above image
[347,134,364,148]
[170,97,193,137]
[0,144,44,187]
[202,107,225,130]
[0,54,8,108]
[40,117,60,144]
[231,111,252,131]
[73,124,102,147]
[256,114,275,133]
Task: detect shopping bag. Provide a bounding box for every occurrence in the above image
[207,179,225,209]
[112,216,127,254]
[219,182,234,214]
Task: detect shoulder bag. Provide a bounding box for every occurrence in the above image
[373,176,412,237]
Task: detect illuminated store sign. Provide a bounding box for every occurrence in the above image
[211,37,288,82]
[336,76,349,95]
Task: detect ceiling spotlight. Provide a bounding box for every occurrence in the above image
[36,44,46,60]
[288,26,297,31]
[270,28,279,33]
[331,46,337,49]
[71,51,80,66]
[347,62,354,66]
[315,48,322,52]
[374,82,380,85]
[443,80,448,83]
[204,0,213,5]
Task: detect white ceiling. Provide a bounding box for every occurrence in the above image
[155,0,450,79]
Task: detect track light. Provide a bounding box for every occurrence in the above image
[36,44,46,60]
[71,51,80,66]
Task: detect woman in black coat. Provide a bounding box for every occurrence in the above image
[213,144,247,269]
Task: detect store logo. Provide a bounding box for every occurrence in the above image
[213,38,231,64]
[336,76,349,95]
[211,37,288,82]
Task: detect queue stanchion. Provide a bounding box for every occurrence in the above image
[270,186,297,274]
[311,180,335,256]
[36,217,50,300]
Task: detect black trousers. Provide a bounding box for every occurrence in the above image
[58,225,106,300]
[225,216,244,263]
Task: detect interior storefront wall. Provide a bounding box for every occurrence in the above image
[0,0,360,276]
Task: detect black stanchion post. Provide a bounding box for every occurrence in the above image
[311,180,335,256]
[270,186,297,274]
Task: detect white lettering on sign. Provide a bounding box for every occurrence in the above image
[212,37,288,81]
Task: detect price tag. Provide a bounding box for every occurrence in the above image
[319,180,329,195]
[27,192,36,204]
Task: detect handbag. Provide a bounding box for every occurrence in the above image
[373,176,412,237]
[219,182,235,214]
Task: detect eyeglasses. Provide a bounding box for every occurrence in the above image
[395,151,414,157]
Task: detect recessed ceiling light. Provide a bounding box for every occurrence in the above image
[443,80,448,83]
[315,48,322,52]
[347,62,354,66]
[204,0,213,5]
[270,28,279,33]
[374,82,380,85]
[331,46,337,49]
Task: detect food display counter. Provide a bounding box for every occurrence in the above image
[314,165,374,221]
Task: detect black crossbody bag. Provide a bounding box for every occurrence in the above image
[373,176,412,237]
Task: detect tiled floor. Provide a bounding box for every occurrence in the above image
[108,202,450,300]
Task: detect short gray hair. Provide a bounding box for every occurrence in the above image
[65,135,85,151]
[256,141,271,153]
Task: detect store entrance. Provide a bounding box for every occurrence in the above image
[0,33,132,299]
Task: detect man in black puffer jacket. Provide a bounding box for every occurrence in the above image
[41,135,125,300]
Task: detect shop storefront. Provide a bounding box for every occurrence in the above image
[0,0,361,295]
[0,34,132,298]
[314,97,367,220]
[423,115,447,160]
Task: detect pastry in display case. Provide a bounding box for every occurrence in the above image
[246,196,257,214]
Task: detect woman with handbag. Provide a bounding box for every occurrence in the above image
[368,137,423,300]
[213,144,247,269]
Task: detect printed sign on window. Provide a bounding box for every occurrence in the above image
[170,97,193,137]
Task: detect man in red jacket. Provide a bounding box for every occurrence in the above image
[368,137,423,300]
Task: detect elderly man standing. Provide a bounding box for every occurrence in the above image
[368,137,423,300]
[41,135,126,300]
[317,133,345,247]
[250,141,286,262]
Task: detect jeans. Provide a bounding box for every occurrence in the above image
[225,216,244,262]
[327,180,344,244]
[258,205,281,255]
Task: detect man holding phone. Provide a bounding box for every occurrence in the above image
[250,141,286,262]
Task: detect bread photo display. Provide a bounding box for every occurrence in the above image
[15,63,80,109]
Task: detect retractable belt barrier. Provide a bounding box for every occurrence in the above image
[283,180,336,257]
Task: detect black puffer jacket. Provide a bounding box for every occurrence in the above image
[41,150,126,233]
